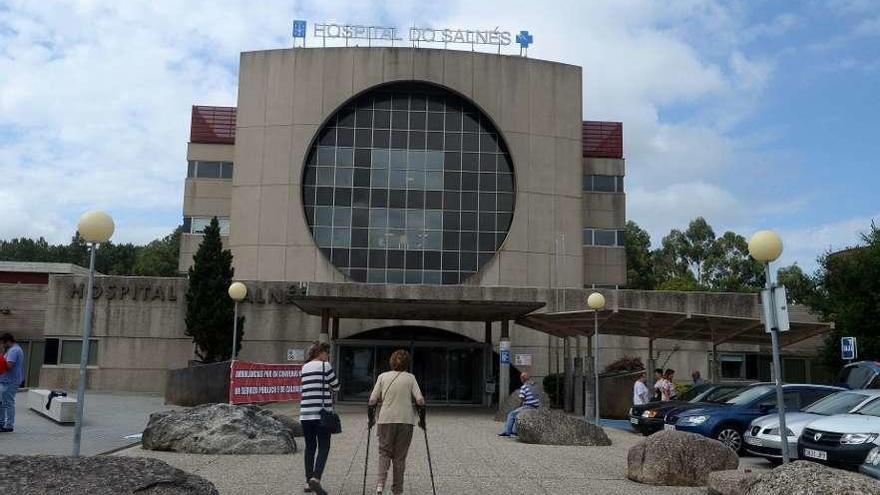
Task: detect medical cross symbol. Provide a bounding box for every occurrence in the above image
[516,31,533,49]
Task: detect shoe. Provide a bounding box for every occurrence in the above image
[0,428,13,433]
[303,483,313,493]
[498,432,510,437]
[376,483,384,493]
[307,478,327,495]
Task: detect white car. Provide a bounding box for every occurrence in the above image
[745,390,880,462]
[797,398,880,469]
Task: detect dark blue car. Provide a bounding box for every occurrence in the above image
[664,384,843,453]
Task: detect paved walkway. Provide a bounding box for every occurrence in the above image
[5,390,176,456]
[119,404,768,495]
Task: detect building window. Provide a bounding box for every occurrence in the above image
[183,216,230,235]
[720,354,745,380]
[582,228,625,247]
[302,82,516,285]
[583,175,623,193]
[43,338,98,366]
[187,161,233,179]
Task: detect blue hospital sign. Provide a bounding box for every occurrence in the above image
[515,30,533,49]
[293,20,307,38]
[500,350,511,364]
[841,337,857,360]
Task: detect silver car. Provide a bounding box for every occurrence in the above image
[744,389,880,462]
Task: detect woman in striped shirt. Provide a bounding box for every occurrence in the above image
[299,342,340,494]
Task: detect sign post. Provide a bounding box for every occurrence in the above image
[841,337,857,363]
[761,269,791,463]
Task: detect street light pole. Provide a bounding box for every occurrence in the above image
[227,282,248,360]
[765,262,790,463]
[587,292,605,425]
[72,210,114,457]
[748,229,790,464]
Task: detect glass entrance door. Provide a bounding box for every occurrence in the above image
[337,341,484,405]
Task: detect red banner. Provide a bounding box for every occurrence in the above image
[229,360,303,404]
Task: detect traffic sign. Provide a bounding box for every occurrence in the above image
[841,337,857,361]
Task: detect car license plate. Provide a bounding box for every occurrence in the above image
[745,436,761,446]
[803,448,827,461]
[664,424,675,431]
[630,417,639,425]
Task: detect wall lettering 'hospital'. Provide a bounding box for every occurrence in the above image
[312,23,513,47]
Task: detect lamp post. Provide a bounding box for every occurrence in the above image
[587,292,605,424]
[748,230,790,463]
[72,210,114,456]
[228,282,247,361]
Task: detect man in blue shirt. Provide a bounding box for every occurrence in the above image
[499,372,541,437]
[0,333,24,432]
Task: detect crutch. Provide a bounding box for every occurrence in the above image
[418,406,437,495]
[363,405,376,495]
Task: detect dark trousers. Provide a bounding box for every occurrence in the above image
[302,420,332,481]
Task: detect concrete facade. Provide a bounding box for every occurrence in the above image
[223,47,584,287]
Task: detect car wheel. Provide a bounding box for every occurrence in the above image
[716,427,743,453]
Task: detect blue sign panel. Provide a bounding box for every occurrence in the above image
[500,349,511,364]
[293,20,307,38]
[515,30,533,49]
[842,337,857,360]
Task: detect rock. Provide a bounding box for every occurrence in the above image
[514,408,612,446]
[0,455,218,495]
[626,430,738,486]
[494,383,550,421]
[142,403,297,454]
[257,407,303,437]
[745,461,880,495]
[707,469,761,495]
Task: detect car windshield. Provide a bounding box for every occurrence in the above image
[680,384,713,402]
[701,386,742,403]
[836,365,879,389]
[803,391,870,415]
[724,385,775,405]
[854,398,880,417]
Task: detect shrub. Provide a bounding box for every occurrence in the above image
[604,355,645,373]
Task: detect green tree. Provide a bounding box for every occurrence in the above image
[624,220,656,289]
[777,263,816,305]
[705,231,764,292]
[184,217,243,363]
[811,224,880,368]
[653,229,693,286]
[134,227,182,277]
[682,217,717,286]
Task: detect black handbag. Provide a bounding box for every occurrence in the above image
[319,362,342,434]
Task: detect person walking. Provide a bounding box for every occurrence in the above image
[499,372,541,437]
[299,341,339,495]
[367,349,425,494]
[0,333,24,433]
[633,371,650,406]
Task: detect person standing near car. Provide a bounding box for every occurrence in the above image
[633,372,650,406]
[665,369,678,400]
[653,368,668,401]
[368,349,425,495]
[0,333,24,433]
[299,341,339,495]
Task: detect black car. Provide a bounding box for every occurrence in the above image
[629,382,749,435]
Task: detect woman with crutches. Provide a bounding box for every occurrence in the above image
[367,349,425,494]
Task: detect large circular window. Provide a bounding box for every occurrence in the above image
[302,82,515,285]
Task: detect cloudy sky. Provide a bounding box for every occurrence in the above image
[1,0,877,270]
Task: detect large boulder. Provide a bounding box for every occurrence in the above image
[745,461,880,495]
[142,403,298,454]
[627,430,738,486]
[707,469,761,495]
[494,384,550,421]
[0,455,218,495]
[514,408,612,446]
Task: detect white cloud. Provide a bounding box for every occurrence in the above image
[0,0,868,276]
[777,213,880,271]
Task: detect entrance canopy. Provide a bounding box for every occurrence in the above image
[517,302,832,348]
[289,282,544,322]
